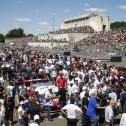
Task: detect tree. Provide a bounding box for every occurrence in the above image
[5,28,25,38]
[0,34,5,43]
[27,34,34,37]
[111,21,126,29]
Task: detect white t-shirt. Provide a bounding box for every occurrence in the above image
[62,104,82,119]
[80,91,86,100]
[7,85,14,97]
[109,92,117,102]
[50,70,57,78]
[0,111,3,124]
[18,106,24,119]
[71,84,79,94]
[45,91,53,106]
[29,122,39,126]
[120,113,126,126]
[105,105,113,122]
[0,77,4,84]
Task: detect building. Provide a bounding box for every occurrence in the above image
[61,13,111,31]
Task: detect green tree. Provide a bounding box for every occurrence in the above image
[0,33,5,43]
[5,28,25,38]
[111,21,126,29]
[27,34,34,37]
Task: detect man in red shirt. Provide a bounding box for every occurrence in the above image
[56,73,67,89]
[56,73,67,108]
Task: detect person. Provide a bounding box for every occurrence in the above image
[18,101,27,126]
[45,87,56,121]
[0,102,4,126]
[4,94,15,126]
[120,90,126,113]
[86,92,105,126]
[56,73,67,89]
[61,97,83,126]
[29,115,40,126]
[105,100,115,126]
[28,97,41,121]
[120,110,126,126]
[80,92,89,126]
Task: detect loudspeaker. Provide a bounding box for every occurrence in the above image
[64,52,71,56]
[111,56,122,62]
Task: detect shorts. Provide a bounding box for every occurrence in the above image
[5,111,13,121]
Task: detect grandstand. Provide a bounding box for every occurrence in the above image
[38,13,111,45]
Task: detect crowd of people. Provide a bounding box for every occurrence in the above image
[0,48,126,126]
[76,28,126,49]
[50,25,95,34]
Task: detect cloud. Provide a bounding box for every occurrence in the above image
[119,5,126,10]
[85,8,107,13]
[39,21,49,26]
[64,9,71,13]
[84,3,89,7]
[15,18,32,23]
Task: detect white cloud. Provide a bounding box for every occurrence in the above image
[84,3,89,7]
[39,21,49,26]
[85,8,107,13]
[119,5,126,10]
[64,9,71,13]
[15,18,32,23]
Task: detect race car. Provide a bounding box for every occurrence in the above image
[31,81,58,95]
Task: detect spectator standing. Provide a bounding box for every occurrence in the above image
[120,110,126,126]
[105,100,115,126]
[86,92,105,126]
[61,97,83,126]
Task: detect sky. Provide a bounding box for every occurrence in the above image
[0,0,126,35]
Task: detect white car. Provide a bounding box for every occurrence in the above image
[31,81,58,95]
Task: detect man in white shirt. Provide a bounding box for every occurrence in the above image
[120,111,126,126]
[108,90,117,102]
[45,87,57,121]
[61,97,83,126]
[71,79,79,94]
[105,100,115,126]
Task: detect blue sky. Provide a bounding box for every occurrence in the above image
[0,0,126,35]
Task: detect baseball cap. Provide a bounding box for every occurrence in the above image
[20,101,24,105]
[34,115,40,120]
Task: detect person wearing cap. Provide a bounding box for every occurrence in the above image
[29,115,40,126]
[45,87,57,121]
